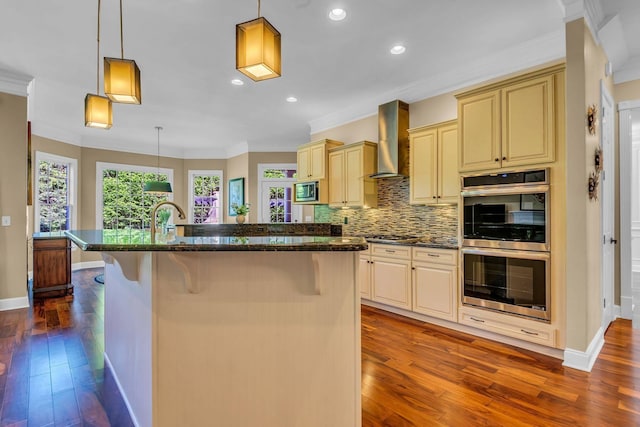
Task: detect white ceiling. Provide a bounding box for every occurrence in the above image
[1,0,639,158]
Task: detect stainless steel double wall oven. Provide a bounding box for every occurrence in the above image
[460,169,550,321]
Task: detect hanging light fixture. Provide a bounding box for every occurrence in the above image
[236,0,281,81]
[144,126,172,193]
[104,0,142,104]
[85,0,112,129]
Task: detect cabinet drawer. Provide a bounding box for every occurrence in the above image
[459,308,556,347]
[33,237,70,250]
[412,247,457,265]
[370,244,411,260]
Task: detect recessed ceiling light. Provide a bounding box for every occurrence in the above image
[231,78,244,86]
[329,8,346,21]
[390,45,406,55]
[286,96,298,103]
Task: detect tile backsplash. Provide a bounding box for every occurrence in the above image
[314,177,458,242]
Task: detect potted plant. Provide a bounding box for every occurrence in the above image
[231,203,250,224]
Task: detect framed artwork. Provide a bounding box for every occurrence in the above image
[228,177,245,216]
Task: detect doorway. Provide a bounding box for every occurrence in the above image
[257,164,302,223]
[618,100,640,326]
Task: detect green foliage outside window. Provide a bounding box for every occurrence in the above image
[38,160,70,232]
[102,169,168,229]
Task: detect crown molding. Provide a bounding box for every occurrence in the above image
[560,0,604,44]
[309,29,565,135]
[0,68,33,97]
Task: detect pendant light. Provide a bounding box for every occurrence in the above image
[144,126,172,193]
[85,0,112,129]
[104,0,142,104]
[236,0,281,81]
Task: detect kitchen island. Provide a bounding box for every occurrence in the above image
[65,228,366,427]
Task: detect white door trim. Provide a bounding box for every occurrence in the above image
[600,81,615,329]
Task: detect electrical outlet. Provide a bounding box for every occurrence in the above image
[305,216,312,222]
[1,216,10,226]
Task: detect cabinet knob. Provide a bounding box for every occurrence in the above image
[502,156,506,161]
[433,196,437,199]
[494,158,499,162]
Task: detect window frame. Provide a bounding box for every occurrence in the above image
[34,151,78,232]
[95,161,174,230]
[187,169,224,224]
[257,163,301,223]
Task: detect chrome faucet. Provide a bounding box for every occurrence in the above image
[151,201,186,242]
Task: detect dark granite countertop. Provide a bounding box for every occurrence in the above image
[64,229,367,252]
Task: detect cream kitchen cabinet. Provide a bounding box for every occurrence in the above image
[328,141,377,208]
[360,246,372,299]
[412,247,458,322]
[369,244,412,310]
[457,64,563,172]
[297,139,343,181]
[409,120,458,205]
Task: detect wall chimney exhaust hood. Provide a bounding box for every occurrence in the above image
[370,100,409,179]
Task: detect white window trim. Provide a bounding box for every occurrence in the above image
[257,163,301,223]
[187,169,224,224]
[96,161,174,230]
[34,151,78,232]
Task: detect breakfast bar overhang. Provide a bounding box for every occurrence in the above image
[65,230,367,427]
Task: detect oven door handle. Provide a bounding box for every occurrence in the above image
[461,246,550,260]
[461,184,549,197]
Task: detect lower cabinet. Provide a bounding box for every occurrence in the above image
[360,244,412,310]
[458,306,556,347]
[33,236,73,297]
[359,248,372,299]
[412,247,458,322]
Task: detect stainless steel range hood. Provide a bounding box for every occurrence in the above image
[370,100,409,178]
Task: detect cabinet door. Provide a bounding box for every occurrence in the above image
[501,75,555,167]
[309,143,327,179]
[344,146,363,206]
[371,257,412,310]
[297,148,310,180]
[413,262,457,322]
[437,123,459,204]
[410,128,437,204]
[458,90,501,172]
[33,238,71,289]
[359,255,371,299]
[328,150,345,206]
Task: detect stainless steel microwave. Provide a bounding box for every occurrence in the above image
[294,181,319,202]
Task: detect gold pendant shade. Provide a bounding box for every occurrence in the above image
[236,16,281,81]
[104,57,141,104]
[85,94,113,129]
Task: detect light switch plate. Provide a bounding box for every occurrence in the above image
[1,216,10,226]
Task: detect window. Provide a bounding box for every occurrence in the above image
[96,162,174,230]
[188,170,223,223]
[257,164,301,223]
[35,152,77,232]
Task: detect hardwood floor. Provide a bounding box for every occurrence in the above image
[361,305,640,426]
[1,269,639,426]
[0,268,132,427]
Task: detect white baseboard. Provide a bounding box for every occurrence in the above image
[563,326,605,372]
[104,353,140,427]
[72,260,105,271]
[0,295,30,311]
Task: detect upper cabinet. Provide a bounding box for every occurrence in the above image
[297,139,343,181]
[456,64,564,173]
[409,120,458,205]
[328,141,378,208]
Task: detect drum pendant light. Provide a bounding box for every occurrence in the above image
[236,0,281,81]
[104,0,142,104]
[144,127,172,194]
[85,0,112,129]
